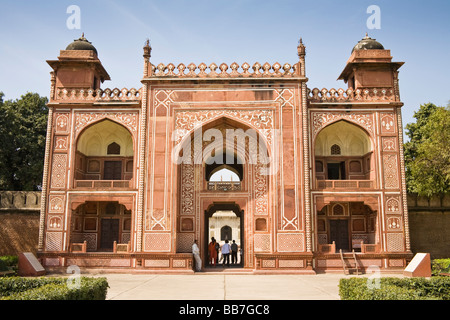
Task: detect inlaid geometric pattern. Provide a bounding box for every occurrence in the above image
[44,258,61,267]
[110,259,131,267]
[45,232,63,251]
[144,233,171,252]
[383,154,399,189]
[388,259,405,267]
[50,154,67,189]
[277,233,304,252]
[254,234,271,252]
[386,233,404,252]
[144,259,170,267]
[176,233,195,253]
[262,259,276,268]
[173,260,187,268]
[279,260,304,268]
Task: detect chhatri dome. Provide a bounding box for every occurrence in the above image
[65,33,98,55]
[351,33,384,53]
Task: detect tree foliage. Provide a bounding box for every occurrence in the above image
[0,92,48,191]
[404,102,450,197]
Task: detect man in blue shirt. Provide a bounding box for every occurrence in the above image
[221,240,231,267]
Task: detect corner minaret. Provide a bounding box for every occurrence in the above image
[46,34,110,100]
[338,33,403,98]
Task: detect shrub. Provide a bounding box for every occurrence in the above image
[0,260,9,272]
[0,256,18,267]
[432,259,450,276]
[0,277,109,300]
[339,277,450,300]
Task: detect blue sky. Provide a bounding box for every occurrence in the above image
[0,0,449,131]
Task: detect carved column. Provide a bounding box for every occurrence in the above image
[136,42,151,252]
[38,106,53,251]
[396,106,410,251]
[298,38,312,252]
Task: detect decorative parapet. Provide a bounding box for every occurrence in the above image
[307,87,398,103]
[53,87,142,102]
[0,191,41,211]
[148,62,300,78]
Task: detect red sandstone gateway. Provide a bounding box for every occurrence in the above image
[38,33,411,273]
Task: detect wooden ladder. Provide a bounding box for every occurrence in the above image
[340,249,360,275]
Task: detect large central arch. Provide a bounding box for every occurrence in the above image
[175,116,271,269]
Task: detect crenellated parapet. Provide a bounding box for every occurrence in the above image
[52,87,142,102]
[147,61,301,78]
[307,87,398,103]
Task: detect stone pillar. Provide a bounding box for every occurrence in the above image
[136,41,151,252]
[38,106,53,251]
[298,38,312,252]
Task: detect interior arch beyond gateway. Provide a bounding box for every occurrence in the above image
[205,202,244,267]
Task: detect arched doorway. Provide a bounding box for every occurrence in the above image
[205,202,244,267]
[175,116,271,269]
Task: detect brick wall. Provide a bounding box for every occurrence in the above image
[408,194,450,259]
[0,191,41,256]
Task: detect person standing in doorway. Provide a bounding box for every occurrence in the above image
[221,240,231,267]
[231,240,238,264]
[208,237,218,267]
[192,240,202,272]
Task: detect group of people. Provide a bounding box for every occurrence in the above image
[191,237,240,271]
[208,237,239,267]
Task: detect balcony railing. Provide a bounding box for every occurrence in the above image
[307,87,398,102]
[207,181,241,191]
[74,180,132,189]
[53,87,141,102]
[316,180,374,189]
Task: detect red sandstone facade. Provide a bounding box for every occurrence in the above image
[37,34,412,273]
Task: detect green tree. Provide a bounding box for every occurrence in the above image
[0,92,48,191]
[404,102,450,197]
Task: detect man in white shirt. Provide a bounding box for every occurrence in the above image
[221,240,231,267]
[192,240,202,272]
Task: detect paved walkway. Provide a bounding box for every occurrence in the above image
[92,272,356,300]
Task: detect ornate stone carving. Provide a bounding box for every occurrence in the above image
[380,113,396,133]
[181,164,194,215]
[312,112,374,138]
[174,109,274,145]
[277,233,304,252]
[55,114,69,133]
[48,195,65,213]
[383,154,399,189]
[50,154,67,189]
[74,112,138,137]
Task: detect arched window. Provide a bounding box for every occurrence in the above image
[107,142,121,155]
[330,144,341,155]
[333,204,344,216]
[221,225,232,241]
